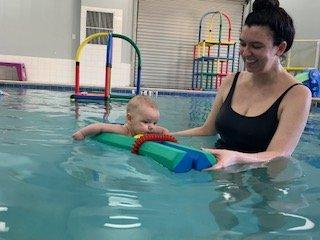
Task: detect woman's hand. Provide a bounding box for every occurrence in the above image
[202,148,241,170]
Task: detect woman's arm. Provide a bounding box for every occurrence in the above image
[173,74,235,136]
[205,84,312,170]
[73,123,127,140]
[264,84,311,154]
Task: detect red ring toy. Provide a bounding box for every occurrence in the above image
[131,134,177,154]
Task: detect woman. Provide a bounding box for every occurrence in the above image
[175,0,311,169]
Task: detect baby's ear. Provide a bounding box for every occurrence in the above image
[126,113,132,121]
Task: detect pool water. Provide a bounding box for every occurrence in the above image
[0,89,319,239]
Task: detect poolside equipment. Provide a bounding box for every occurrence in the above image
[71,33,142,101]
[192,11,236,90]
[0,61,27,81]
[295,69,320,97]
[284,39,320,75]
[94,133,217,173]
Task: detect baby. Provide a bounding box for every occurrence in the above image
[72,95,169,140]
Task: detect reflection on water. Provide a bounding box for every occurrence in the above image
[105,189,142,229]
[73,101,112,122]
[104,215,141,229]
[188,96,213,127]
[0,206,9,233]
[209,157,315,238]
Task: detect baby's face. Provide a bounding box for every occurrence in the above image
[128,105,160,136]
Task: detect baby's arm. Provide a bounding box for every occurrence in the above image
[73,123,127,140]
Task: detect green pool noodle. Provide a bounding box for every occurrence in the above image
[295,71,309,83]
[94,133,216,173]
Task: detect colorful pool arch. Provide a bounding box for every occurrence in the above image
[73,32,142,101]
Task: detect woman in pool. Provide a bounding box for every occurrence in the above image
[175,0,311,170]
[73,95,169,140]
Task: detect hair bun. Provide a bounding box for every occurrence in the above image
[252,0,280,12]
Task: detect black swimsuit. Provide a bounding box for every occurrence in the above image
[215,72,301,153]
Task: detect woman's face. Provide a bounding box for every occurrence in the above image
[239,25,283,73]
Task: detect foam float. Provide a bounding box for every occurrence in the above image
[94,133,216,173]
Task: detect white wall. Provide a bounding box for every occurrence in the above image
[0,0,134,87]
[79,6,130,88]
[0,0,80,59]
[280,0,320,39]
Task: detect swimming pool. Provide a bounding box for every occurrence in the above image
[0,88,319,239]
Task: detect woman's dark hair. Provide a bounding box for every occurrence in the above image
[245,0,295,53]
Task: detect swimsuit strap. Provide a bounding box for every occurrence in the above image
[224,72,240,104]
[274,83,303,105]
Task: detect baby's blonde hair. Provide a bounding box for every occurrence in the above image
[126,95,158,114]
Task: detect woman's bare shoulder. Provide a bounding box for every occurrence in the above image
[221,72,237,86]
[218,72,238,94]
[280,79,312,112]
[286,83,311,102]
[283,71,311,101]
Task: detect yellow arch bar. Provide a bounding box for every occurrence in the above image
[75,32,109,61]
[285,67,314,72]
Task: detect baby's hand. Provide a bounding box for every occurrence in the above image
[154,126,170,135]
[72,131,85,140]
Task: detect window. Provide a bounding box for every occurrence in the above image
[86,11,113,45]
